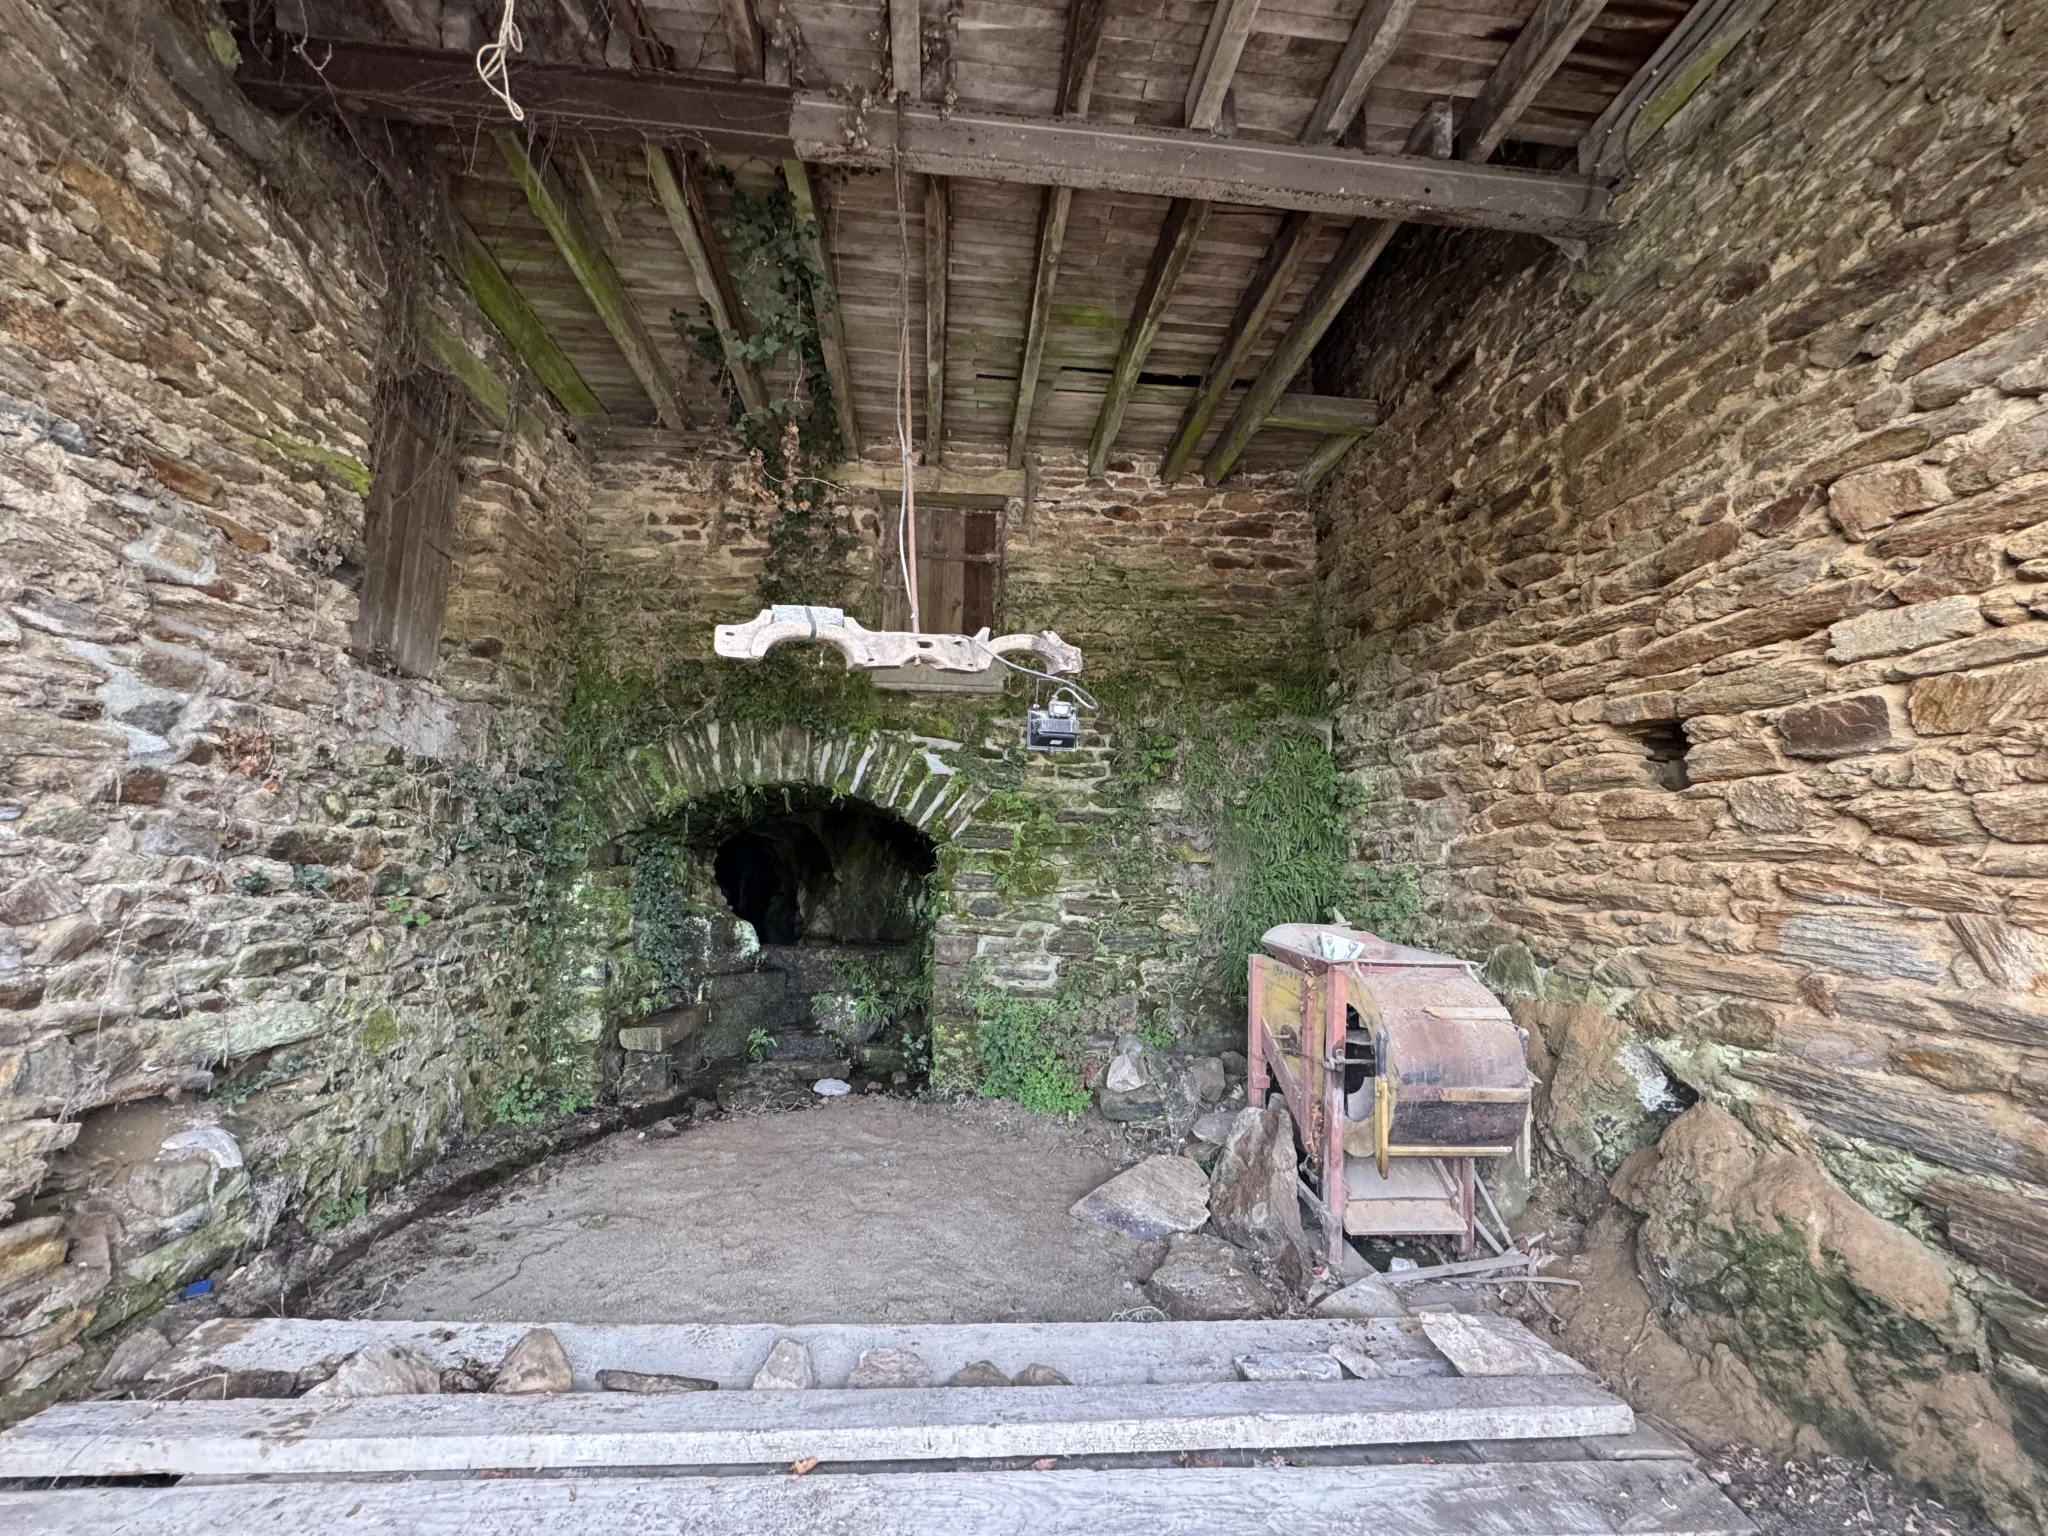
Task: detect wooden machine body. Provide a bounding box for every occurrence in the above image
[1247,924,1531,1265]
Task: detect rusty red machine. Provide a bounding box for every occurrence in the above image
[1247,922,1533,1266]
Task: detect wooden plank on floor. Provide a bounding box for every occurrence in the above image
[0,1377,1635,1478]
[144,1317,1456,1396]
[0,1462,1756,1535]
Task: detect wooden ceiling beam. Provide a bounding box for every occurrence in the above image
[720,0,764,78]
[1185,0,1263,133]
[1087,198,1211,476]
[1459,0,1611,163]
[451,216,606,419]
[1265,392,1379,434]
[236,44,1610,237]
[890,0,920,100]
[495,130,687,428]
[604,0,669,70]
[645,146,767,419]
[1302,0,1419,144]
[924,176,948,459]
[1159,211,1321,481]
[1300,428,1364,490]
[1006,0,1108,470]
[1578,0,1770,177]
[1201,216,1398,483]
[781,159,864,456]
[803,101,1609,236]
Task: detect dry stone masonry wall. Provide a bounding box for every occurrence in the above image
[1317,0,2048,1522]
[563,439,1323,1085]
[0,0,584,1412]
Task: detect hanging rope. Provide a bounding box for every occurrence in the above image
[476,0,527,122]
[891,105,920,633]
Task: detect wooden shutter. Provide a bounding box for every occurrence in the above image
[354,371,462,678]
[881,503,1002,634]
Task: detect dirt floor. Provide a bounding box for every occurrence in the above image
[302,1093,2008,1534]
[308,1095,1167,1324]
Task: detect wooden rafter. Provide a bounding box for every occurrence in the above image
[1159,211,1320,481]
[1459,0,1611,163]
[782,159,863,456]
[1300,428,1364,490]
[644,146,767,419]
[1086,198,1210,476]
[495,130,687,428]
[720,0,764,78]
[924,175,948,458]
[1201,216,1398,483]
[1579,0,1772,177]
[890,0,920,100]
[238,45,1612,236]
[1006,0,1107,470]
[1185,0,1263,134]
[450,216,606,420]
[1202,0,1599,484]
[1302,0,1419,144]
[605,0,669,70]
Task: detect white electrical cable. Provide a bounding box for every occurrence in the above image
[476,0,526,122]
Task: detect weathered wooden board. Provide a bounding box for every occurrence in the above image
[0,1377,1634,1478]
[146,1318,1456,1397]
[1422,1313,1593,1378]
[0,1462,1755,1535]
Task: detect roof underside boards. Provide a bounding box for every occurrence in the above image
[309,0,1696,470]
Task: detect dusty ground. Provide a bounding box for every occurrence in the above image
[1703,1446,2003,1536]
[308,1095,1166,1324]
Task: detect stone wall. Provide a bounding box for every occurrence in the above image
[1316,0,2048,1522]
[0,0,583,1410]
[557,439,1324,1083]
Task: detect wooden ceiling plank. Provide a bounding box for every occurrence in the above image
[1159,209,1320,481]
[925,175,949,458]
[1459,0,1613,163]
[1006,0,1109,469]
[1185,0,1265,133]
[721,0,765,78]
[645,146,768,418]
[1201,214,1398,483]
[605,0,669,70]
[1086,197,1212,476]
[891,0,921,100]
[782,158,864,455]
[495,130,687,428]
[1302,0,1420,143]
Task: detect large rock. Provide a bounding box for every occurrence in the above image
[1613,1102,2037,1523]
[492,1328,573,1394]
[1207,1105,1310,1283]
[1070,1156,1211,1241]
[847,1347,931,1388]
[1144,1234,1278,1320]
[751,1337,815,1389]
[1520,1000,1680,1178]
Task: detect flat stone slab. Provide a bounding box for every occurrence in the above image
[1070,1156,1211,1241]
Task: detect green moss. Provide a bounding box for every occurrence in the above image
[309,1186,368,1235]
[359,1005,399,1055]
[269,433,371,495]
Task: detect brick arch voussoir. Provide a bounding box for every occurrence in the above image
[589,722,988,845]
